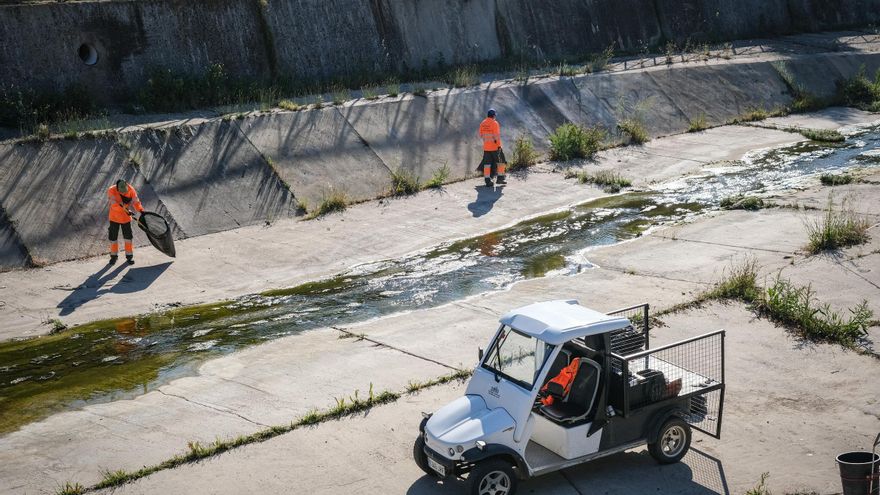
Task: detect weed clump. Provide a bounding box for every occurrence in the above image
[566,169,632,192]
[278,100,300,111]
[307,191,348,219]
[688,114,708,133]
[804,195,871,253]
[820,173,853,186]
[838,65,880,111]
[509,134,540,171]
[704,257,760,302]
[800,128,845,143]
[424,164,450,189]
[549,123,606,161]
[720,195,765,211]
[446,66,479,88]
[390,169,421,196]
[757,276,873,346]
[617,118,649,144]
[736,106,771,123]
[55,482,86,495]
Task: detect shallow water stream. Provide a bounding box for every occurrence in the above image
[1,127,877,434]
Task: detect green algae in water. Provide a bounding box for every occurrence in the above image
[521,251,567,278]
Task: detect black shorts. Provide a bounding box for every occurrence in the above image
[109,221,133,241]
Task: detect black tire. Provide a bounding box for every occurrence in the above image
[413,435,438,477]
[648,417,691,464]
[468,458,518,495]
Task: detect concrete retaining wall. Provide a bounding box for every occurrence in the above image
[1,0,879,104]
[0,51,878,269]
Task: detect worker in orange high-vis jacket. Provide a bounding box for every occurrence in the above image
[477,108,507,187]
[107,179,144,265]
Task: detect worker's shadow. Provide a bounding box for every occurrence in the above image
[467,185,504,218]
[57,261,172,315]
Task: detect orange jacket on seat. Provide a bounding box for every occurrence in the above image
[540,358,581,406]
[107,185,144,223]
[479,117,502,151]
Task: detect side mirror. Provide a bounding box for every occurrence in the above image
[478,347,484,361]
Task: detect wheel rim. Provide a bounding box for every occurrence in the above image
[478,470,511,495]
[661,425,686,457]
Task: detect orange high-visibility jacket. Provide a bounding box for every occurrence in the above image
[108,185,144,223]
[540,357,581,406]
[479,117,502,151]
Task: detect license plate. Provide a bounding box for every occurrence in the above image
[427,456,446,477]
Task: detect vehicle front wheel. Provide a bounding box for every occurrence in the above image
[648,417,692,464]
[413,435,438,477]
[469,458,518,495]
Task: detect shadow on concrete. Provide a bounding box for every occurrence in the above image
[406,447,728,495]
[57,261,172,315]
[467,185,504,218]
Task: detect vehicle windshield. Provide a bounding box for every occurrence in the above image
[482,326,553,390]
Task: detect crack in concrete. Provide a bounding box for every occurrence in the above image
[598,265,712,287]
[156,390,269,428]
[560,469,586,495]
[329,325,458,372]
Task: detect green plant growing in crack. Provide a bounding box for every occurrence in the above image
[804,194,872,253]
[424,164,450,189]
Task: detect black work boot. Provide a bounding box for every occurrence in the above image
[126,255,135,265]
[496,175,507,185]
[484,177,493,187]
[109,255,118,265]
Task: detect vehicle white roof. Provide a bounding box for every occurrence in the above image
[499,300,630,345]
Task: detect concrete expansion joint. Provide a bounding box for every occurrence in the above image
[600,265,712,287]
[329,325,458,371]
[156,389,269,428]
[559,470,586,495]
[655,234,799,255]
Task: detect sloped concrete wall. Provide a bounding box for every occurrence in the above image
[2,0,879,104]
[1,51,879,270]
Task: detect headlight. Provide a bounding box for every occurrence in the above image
[448,448,455,456]
[456,445,464,453]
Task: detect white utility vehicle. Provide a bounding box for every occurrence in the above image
[414,300,725,495]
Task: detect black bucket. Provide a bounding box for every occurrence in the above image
[837,451,879,495]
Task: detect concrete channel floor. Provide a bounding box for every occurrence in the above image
[107,303,879,495]
[1,111,878,494]
[0,122,813,341]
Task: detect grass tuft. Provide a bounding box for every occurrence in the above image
[703,257,760,302]
[446,66,479,88]
[745,472,772,495]
[838,65,880,111]
[566,169,632,193]
[306,191,348,219]
[720,195,765,211]
[362,86,379,100]
[820,173,853,186]
[55,482,86,495]
[800,128,845,143]
[385,80,400,97]
[617,118,649,144]
[549,123,606,162]
[688,114,708,133]
[424,164,450,189]
[509,134,540,171]
[736,106,771,123]
[278,99,301,111]
[558,63,579,77]
[804,195,871,253]
[389,169,422,196]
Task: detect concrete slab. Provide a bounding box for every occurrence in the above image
[123,121,297,236]
[235,108,393,206]
[341,94,478,182]
[0,138,168,265]
[0,326,451,494]
[763,106,880,131]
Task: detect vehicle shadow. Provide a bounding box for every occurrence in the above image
[406,447,728,495]
[56,261,172,315]
[467,185,504,218]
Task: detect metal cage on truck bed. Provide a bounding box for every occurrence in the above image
[607,304,725,438]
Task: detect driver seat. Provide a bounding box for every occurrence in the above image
[541,357,601,424]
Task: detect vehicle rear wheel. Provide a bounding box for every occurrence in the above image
[648,417,691,464]
[413,435,438,477]
[469,458,518,495]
